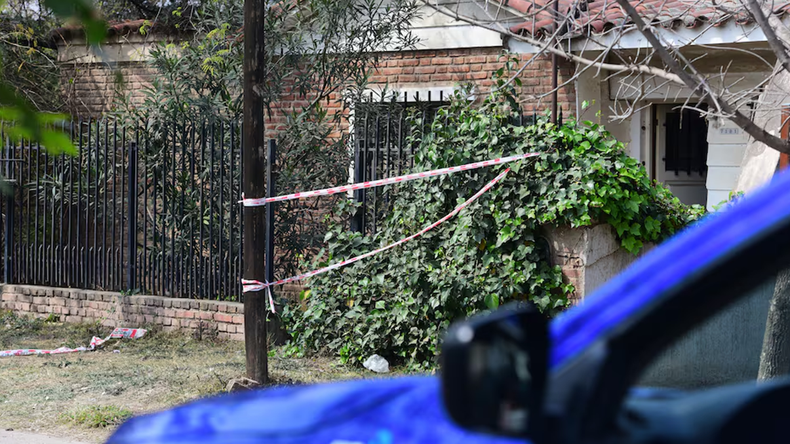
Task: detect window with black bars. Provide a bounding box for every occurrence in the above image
[664,107,709,175]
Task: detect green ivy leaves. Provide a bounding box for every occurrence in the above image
[283,74,703,370]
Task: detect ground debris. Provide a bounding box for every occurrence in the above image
[225,377,260,392]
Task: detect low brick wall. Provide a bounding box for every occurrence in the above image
[0,285,246,340]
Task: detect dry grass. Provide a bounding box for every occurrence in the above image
[0,311,368,443]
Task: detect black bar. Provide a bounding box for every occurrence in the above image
[120,126,127,289]
[189,122,197,299]
[111,120,118,288]
[372,113,380,234]
[228,121,235,300]
[3,157,12,285]
[209,121,216,298]
[219,122,225,300]
[161,123,168,296]
[58,138,65,287]
[170,120,176,296]
[127,139,138,291]
[397,106,404,176]
[199,121,206,299]
[350,139,365,233]
[179,122,187,298]
[69,121,77,287]
[34,139,40,284]
[93,120,99,288]
[103,119,109,288]
[142,126,149,293]
[152,130,159,294]
[42,148,49,284]
[238,121,244,301]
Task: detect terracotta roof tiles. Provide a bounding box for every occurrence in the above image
[504,0,790,37]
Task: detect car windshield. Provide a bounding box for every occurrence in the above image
[638,273,777,389]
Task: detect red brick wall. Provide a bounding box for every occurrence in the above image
[265,47,577,138]
[1,285,246,340]
[61,45,576,124]
[61,61,156,117]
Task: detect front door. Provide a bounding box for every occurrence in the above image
[654,104,709,206]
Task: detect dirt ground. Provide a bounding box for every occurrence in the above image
[0,311,369,443]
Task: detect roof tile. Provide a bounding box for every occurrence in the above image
[504,0,790,37]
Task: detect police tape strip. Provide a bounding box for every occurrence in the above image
[0,327,147,358]
[240,153,538,207]
[242,168,510,294]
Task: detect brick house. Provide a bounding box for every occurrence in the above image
[54,2,785,212]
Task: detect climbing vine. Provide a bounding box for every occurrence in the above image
[283,69,705,370]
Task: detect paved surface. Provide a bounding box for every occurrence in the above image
[0,430,89,444]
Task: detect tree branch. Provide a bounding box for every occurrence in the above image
[614,0,790,154]
[744,0,790,74]
[420,1,686,85]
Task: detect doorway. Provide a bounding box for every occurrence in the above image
[653,104,709,206]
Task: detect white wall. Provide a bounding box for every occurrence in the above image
[706,119,749,209]
[409,5,503,50]
[605,67,769,208]
[574,64,640,161]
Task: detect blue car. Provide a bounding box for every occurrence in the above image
[107,168,790,444]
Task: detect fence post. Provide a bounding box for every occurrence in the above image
[127,141,138,291]
[350,139,365,232]
[3,191,12,284]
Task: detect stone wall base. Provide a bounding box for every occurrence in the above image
[1,285,247,340]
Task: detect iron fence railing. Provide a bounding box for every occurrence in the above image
[0,119,243,300]
[0,104,554,298]
[350,94,547,235]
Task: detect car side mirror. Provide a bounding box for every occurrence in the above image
[441,302,549,441]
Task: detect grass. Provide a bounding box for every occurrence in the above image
[0,310,371,443]
[60,406,133,428]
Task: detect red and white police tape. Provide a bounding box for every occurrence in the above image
[0,327,147,358]
[239,152,538,207]
[242,168,511,297]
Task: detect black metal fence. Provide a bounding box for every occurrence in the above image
[0,119,243,300]
[0,101,552,298]
[350,93,544,235]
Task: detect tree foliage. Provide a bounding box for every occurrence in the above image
[115,0,418,278]
[284,66,704,369]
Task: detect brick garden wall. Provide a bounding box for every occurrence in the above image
[1,284,247,340]
[61,61,157,117]
[265,47,577,138]
[60,40,576,123]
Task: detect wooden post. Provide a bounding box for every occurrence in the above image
[242,0,268,384]
[265,140,276,306]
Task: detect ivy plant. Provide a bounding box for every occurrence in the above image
[283,72,704,370]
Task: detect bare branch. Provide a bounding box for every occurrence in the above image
[744,0,790,74]
[614,0,790,154]
[420,0,685,85]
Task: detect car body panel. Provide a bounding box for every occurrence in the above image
[108,170,790,444]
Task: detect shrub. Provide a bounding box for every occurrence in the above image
[283,73,704,370]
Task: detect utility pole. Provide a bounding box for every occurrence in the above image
[242,0,268,384]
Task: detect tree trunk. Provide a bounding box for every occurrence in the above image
[732,60,790,381]
[758,268,790,380]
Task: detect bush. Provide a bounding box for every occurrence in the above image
[283,74,704,370]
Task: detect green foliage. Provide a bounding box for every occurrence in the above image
[711,190,746,212]
[0,309,45,332]
[115,0,418,277]
[0,0,109,156]
[284,68,704,370]
[59,405,133,428]
[43,0,106,45]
